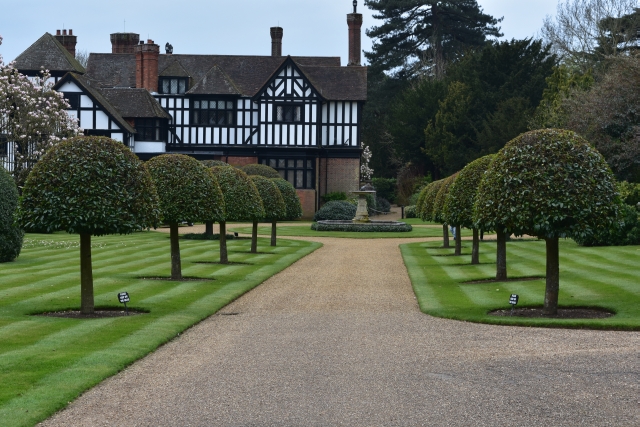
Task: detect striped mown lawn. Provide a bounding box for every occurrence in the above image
[229,224,471,239]
[401,238,640,329]
[0,231,320,427]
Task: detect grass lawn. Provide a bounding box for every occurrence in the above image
[401,238,640,330]
[229,224,472,239]
[0,231,320,427]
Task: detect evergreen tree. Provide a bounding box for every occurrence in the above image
[364,0,502,78]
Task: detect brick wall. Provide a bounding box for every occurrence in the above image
[318,158,360,201]
[135,41,159,93]
[225,156,258,167]
[296,189,316,220]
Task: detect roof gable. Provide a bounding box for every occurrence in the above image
[254,57,323,101]
[187,65,241,95]
[14,33,85,74]
[159,59,191,78]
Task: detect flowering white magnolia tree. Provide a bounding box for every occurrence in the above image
[0,35,81,187]
[360,144,374,181]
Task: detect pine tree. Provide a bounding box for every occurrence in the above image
[364,0,502,78]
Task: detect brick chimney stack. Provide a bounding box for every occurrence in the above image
[270,27,283,57]
[110,33,140,53]
[54,29,77,57]
[347,1,363,66]
[135,39,160,93]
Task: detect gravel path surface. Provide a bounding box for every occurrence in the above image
[40,233,638,426]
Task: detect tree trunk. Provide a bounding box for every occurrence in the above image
[496,228,507,280]
[170,222,182,280]
[471,228,480,265]
[80,233,94,314]
[219,221,228,264]
[543,237,560,316]
[251,221,258,253]
[205,221,214,236]
[454,225,461,256]
[271,221,277,246]
[442,224,450,248]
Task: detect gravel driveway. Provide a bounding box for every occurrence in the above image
[40,233,638,426]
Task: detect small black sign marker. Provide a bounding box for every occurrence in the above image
[509,294,519,316]
[118,292,130,315]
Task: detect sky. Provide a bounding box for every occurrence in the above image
[1,0,559,65]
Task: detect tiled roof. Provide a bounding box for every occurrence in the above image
[159,59,191,78]
[187,65,241,95]
[85,54,366,100]
[14,33,85,74]
[53,73,135,134]
[100,89,172,119]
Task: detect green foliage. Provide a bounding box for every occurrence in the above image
[146,155,225,224]
[617,181,640,206]
[0,168,23,262]
[311,222,412,232]
[574,204,640,247]
[211,166,265,222]
[405,205,417,218]
[313,201,357,221]
[474,129,620,239]
[364,0,502,78]
[419,179,444,222]
[444,155,495,229]
[241,163,281,179]
[271,178,302,220]
[432,174,458,224]
[201,160,229,168]
[17,136,160,236]
[371,177,397,202]
[322,191,348,202]
[250,175,287,221]
[375,196,391,213]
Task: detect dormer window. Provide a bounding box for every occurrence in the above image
[160,77,188,94]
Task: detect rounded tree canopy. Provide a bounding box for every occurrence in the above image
[420,179,444,222]
[146,154,225,224]
[0,168,24,262]
[201,160,229,168]
[18,136,160,236]
[433,174,458,224]
[211,166,265,222]
[241,163,281,179]
[444,154,495,229]
[250,175,287,221]
[474,129,620,239]
[271,178,303,220]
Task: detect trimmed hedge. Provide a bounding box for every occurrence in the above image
[313,200,356,221]
[574,204,640,246]
[250,175,287,221]
[18,136,160,236]
[405,205,417,218]
[211,166,265,221]
[311,222,412,232]
[241,163,281,179]
[201,160,229,168]
[322,191,348,202]
[146,154,225,223]
[371,177,397,203]
[375,196,391,213]
[272,178,303,220]
[0,168,23,262]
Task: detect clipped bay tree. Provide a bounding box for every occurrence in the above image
[211,166,264,263]
[17,136,160,314]
[419,179,444,222]
[201,160,229,234]
[272,178,303,221]
[0,167,23,262]
[250,175,287,248]
[474,129,619,315]
[444,155,495,264]
[433,174,458,249]
[241,163,281,179]
[146,154,225,280]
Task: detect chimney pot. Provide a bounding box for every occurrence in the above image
[54,29,77,57]
[56,30,61,35]
[270,27,283,57]
[69,29,73,35]
[63,29,67,35]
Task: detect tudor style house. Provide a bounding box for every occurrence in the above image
[4,5,367,218]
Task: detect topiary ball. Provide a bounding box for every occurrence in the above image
[18,136,160,236]
[211,166,265,222]
[241,164,281,179]
[0,168,23,262]
[146,154,225,224]
[250,175,287,221]
[201,160,229,168]
[313,200,357,221]
[271,178,302,220]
